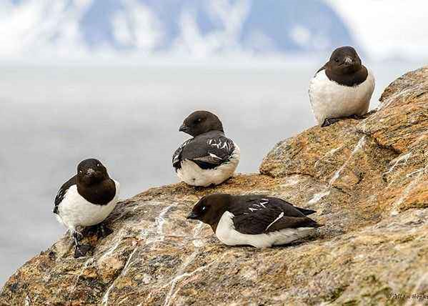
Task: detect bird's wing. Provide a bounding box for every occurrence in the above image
[229,197,318,235]
[53,175,76,214]
[180,134,236,169]
[172,139,193,170]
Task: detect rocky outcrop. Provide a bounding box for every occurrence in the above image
[1,68,428,306]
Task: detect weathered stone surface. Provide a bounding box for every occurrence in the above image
[1,68,428,306]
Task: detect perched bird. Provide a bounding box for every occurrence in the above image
[172,111,240,187]
[309,46,375,127]
[54,158,120,258]
[187,194,320,248]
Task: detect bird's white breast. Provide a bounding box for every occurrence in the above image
[56,181,120,232]
[309,70,375,125]
[215,211,315,248]
[177,144,240,187]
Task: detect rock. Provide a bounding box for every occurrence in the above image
[1,68,428,306]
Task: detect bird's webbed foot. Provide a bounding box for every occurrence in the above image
[72,231,93,258]
[321,117,341,127]
[96,223,113,239]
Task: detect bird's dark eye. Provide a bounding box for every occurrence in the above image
[201,206,207,211]
[194,118,202,124]
[334,58,340,63]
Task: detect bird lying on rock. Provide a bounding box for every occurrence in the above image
[172,111,240,187]
[53,158,120,258]
[187,194,320,247]
[309,46,375,127]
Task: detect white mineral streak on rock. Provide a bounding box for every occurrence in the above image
[314,146,343,167]
[330,136,366,185]
[308,136,366,205]
[384,152,412,185]
[404,272,428,306]
[308,190,331,205]
[406,168,424,178]
[102,203,177,306]
[164,262,215,306]
[280,175,301,188]
[150,204,176,243]
[70,258,94,293]
[390,167,426,216]
[98,229,124,262]
[101,247,139,306]
[162,223,209,306]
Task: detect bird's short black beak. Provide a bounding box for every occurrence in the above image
[187,212,199,220]
[179,124,188,132]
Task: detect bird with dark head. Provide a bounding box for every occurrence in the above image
[172,111,240,187]
[309,46,375,127]
[187,194,320,248]
[54,158,120,258]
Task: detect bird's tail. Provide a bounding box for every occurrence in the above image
[297,207,317,215]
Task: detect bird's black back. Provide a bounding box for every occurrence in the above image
[228,195,319,235]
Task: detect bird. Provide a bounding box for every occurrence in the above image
[187,194,320,248]
[309,46,375,127]
[53,158,120,258]
[172,111,240,187]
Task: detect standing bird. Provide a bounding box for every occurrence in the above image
[309,46,375,127]
[54,158,120,258]
[172,111,240,187]
[187,194,320,248]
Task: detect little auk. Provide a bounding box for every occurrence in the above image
[309,46,375,127]
[187,194,320,248]
[54,158,120,258]
[172,111,240,187]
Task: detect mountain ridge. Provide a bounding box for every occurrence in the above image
[0,0,355,59]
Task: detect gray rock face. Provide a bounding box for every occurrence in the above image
[1,68,428,305]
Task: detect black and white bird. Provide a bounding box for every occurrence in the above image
[172,111,240,187]
[309,46,375,127]
[54,158,120,258]
[187,194,320,248]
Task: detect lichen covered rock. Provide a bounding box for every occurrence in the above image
[1,68,428,306]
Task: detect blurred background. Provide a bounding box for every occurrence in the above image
[0,0,427,287]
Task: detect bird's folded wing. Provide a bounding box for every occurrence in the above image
[180,136,235,169]
[53,176,76,213]
[230,198,318,234]
[172,139,193,169]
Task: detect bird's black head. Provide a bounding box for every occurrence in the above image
[179,111,224,137]
[76,158,109,186]
[328,46,362,75]
[187,194,232,231]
